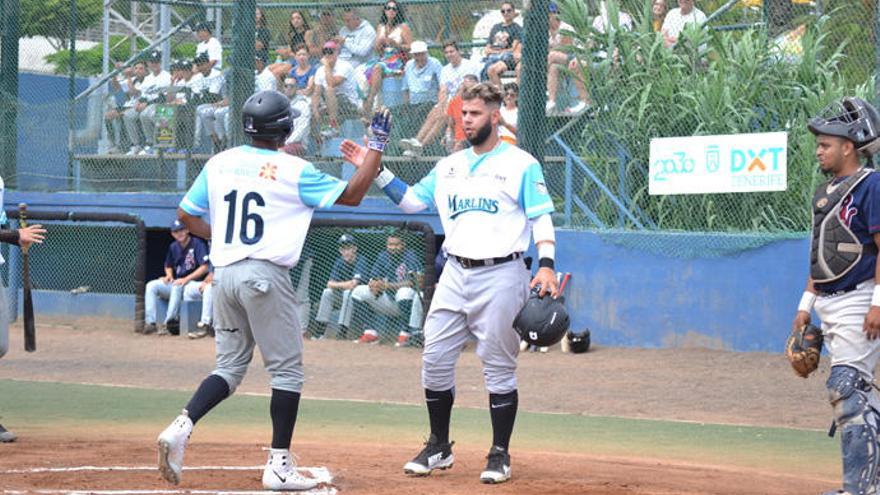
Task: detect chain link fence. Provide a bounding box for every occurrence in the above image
[2,1,878,245]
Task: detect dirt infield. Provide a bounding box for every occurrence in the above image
[0,316,841,494]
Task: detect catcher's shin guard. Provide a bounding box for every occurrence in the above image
[827,366,880,495]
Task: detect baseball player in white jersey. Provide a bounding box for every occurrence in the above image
[156,90,390,491]
[0,176,47,443]
[342,82,559,484]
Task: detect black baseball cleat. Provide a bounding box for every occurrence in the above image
[403,434,454,475]
[479,445,511,484]
[0,423,17,443]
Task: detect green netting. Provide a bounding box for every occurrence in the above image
[4,0,878,257]
[298,222,432,345]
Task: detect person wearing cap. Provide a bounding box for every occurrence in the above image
[144,220,210,336]
[363,1,412,116]
[397,40,442,156]
[335,8,377,68]
[400,40,481,154]
[195,22,223,70]
[105,60,147,154]
[312,40,363,139]
[123,50,171,156]
[312,233,370,340]
[191,52,226,152]
[212,51,277,152]
[545,1,589,115]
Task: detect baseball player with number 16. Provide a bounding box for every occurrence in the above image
[342,82,559,484]
[156,89,389,491]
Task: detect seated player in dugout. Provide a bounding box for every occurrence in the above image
[142,219,209,336]
[351,230,424,346]
[312,233,369,340]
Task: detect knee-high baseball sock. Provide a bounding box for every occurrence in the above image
[270,389,301,449]
[426,388,454,444]
[185,374,230,425]
[489,390,518,450]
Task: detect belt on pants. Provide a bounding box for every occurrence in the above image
[454,252,522,269]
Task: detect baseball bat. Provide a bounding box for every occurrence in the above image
[19,203,35,352]
[558,272,571,296]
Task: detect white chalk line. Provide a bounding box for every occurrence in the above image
[1,466,336,495]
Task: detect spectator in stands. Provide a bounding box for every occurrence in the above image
[161,60,197,153]
[123,51,171,156]
[499,82,518,145]
[312,10,339,60]
[400,40,480,154]
[105,60,146,154]
[192,53,226,152]
[145,219,209,336]
[195,22,223,70]
[281,83,312,157]
[399,40,442,157]
[183,268,213,339]
[662,0,707,48]
[335,8,377,68]
[312,40,362,139]
[546,1,589,115]
[352,231,423,345]
[363,1,413,115]
[482,1,523,86]
[213,51,276,152]
[313,233,369,340]
[288,44,316,97]
[653,0,669,32]
[255,7,272,53]
[445,73,479,152]
[277,10,317,62]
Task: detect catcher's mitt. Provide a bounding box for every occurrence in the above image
[785,324,824,378]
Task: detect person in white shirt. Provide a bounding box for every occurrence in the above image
[214,51,278,151]
[498,82,518,145]
[281,78,313,156]
[335,9,376,68]
[400,40,481,153]
[124,51,171,155]
[192,53,226,152]
[195,22,223,70]
[105,60,146,153]
[312,40,362,139]
[661,0,707,48]
[545,1,589,115]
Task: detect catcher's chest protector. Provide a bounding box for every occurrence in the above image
[811,168,873,283]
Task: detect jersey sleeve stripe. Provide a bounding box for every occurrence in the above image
[180,197,208,215]
[525,202,555,218]
[318,181,348,209]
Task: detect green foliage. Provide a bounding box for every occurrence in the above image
[557,0,873,233]
[45,37,197,76]
[21,0,102,49]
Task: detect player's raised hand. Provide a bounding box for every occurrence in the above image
[340,139,369,168]
[367,108,392,153]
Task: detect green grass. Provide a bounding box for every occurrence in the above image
[0,379,841,477]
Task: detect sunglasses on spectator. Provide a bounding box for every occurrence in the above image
[385,4,399,10]
[501,8,514,13]
[322,48,335,55]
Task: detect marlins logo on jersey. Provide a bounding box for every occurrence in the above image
[410,142,554,260]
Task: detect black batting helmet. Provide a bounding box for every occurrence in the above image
[242,90,295,142]
[567,328,591,354]
[808,97,880,156]
[513,289,570,347]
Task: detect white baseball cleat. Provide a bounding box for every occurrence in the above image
[262,448,318,491]
[157,413,193,485]
[479,445,511,484]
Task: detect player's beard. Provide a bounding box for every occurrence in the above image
[467,120,493,147]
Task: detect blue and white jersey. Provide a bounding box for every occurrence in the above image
[180,146,347,268]
[411,141,554,259]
